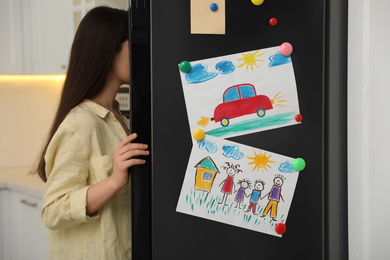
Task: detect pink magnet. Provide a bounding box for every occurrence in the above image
[275,223,287,235]
[269,18,277,26]
[295,114,303,122]
[280,42,293,56]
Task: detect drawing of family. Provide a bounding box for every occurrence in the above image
[217,161,285,221]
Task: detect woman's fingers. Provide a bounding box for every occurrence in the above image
[119,149,149,161]
[123,158,147,168]
[116,143,148,157]
[115,133,138,152]
[115,134,148,156]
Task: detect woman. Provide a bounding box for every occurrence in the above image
[32,6,148,259]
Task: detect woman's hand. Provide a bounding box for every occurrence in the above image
[111,133,149,189]
[86,133,149,215]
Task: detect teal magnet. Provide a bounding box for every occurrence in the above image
[179,61,191,73]
[293,158,306,171]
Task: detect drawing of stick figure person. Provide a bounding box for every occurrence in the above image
[234,179,251,209]
[218,162,242,206]
[261,175,285,221]
[245,180,265,215]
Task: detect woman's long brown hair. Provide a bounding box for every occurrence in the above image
[31,6,129,182]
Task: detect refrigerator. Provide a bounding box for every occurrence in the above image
[129,0,348,259]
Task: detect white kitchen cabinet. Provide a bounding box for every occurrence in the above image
[72,0,128,31]
[0,0,127,75]
[0,0,24,74]
[0,187,49,260]
[0,0,73,75]
[23,0,74,74]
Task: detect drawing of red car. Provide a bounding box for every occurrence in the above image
[213,84,273,127]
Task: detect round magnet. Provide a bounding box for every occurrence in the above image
[280,42,293,56]
[275,223,287,235]
[269,18,277,26]
[179,61,192,73]
[251,0,264,6]
[295,114,303,122]
[193,129,205,141]
[293,158,306,171]
[210,3,218,12]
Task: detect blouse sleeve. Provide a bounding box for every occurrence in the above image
[41,124,98,230]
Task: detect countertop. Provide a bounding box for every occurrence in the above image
[0,167,45,198]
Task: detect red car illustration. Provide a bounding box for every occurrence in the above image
[213,84,273,127]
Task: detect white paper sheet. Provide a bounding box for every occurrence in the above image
[179,46,301,139]
[176,46,302,237]
[176,135,300,237]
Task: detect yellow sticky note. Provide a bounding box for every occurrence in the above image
[191,0,226,35]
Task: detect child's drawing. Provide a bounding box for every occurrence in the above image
[177,46,302,237]
[218,162,242,206]
[179,45,301,139]
[213,84,273,127]
[197,139,218,154]
[185,64,218,84]
[245,180,266,215]
[261,175,285,221]
[198,85,289,128]
[176,135,300,237]
[237,50,266,72]
[222,145,244,160]
[269,51,291,67]
[247,149,275,173]
[278,161,296,173]
[234,179,251,209]
[216,60,235,74]
[194,156,220,193]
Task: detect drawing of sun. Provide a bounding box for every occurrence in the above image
[237,50,266,72]
[271,91,288,108]
[247,149,275,173]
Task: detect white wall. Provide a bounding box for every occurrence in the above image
[348,0,390,259]
[0,76,63,169]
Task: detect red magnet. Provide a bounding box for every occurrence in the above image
[295,114,303,122]
[280,42,293,56]
[269,18,277,26]
[275,223,287,235]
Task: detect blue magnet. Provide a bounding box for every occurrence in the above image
[210,3,218,12]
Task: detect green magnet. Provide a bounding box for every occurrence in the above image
[179,61,191,73]
[293,158,306,171]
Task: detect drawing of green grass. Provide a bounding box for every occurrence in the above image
[185,189,285,228]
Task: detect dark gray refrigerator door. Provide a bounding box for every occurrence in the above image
[129,0,348,259]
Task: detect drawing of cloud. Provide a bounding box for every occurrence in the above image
[185,64,218,84]
[197,140,218,154]
[222,145,244,160]
[278,161,296,173]
[215,60,236,74]
[269,51,292,67]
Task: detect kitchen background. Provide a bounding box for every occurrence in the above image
[0,1,128,259]
[0,0,389,259]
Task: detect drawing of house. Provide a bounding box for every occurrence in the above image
[194,156,220,192]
